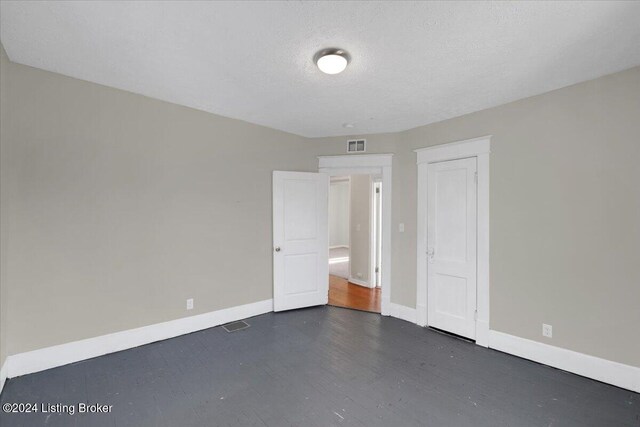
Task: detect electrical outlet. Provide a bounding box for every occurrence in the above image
[542,323,552,338]
[186,298,194,310]
[356,272,363,279]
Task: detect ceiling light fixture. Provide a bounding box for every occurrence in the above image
[314,48,350,75]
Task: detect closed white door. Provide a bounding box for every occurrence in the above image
[427,157,477,339]
[273,171,329,312]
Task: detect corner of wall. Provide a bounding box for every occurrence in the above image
[0,41,11,392]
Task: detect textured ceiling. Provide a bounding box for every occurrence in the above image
[1,1,640,138]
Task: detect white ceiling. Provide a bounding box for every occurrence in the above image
[1,1,639,138]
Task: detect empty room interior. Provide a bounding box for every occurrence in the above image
[0,1,639,426]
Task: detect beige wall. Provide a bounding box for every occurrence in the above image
[0,44,9,368]
[349,175,372,283]
[0,56,336,355]
[397,67,640,367]
[1,44,638,370]
[329,180,349,247]
[314,67,640,368]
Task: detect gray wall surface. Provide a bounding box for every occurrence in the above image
[1,44,638,370]
[349,175,372,284]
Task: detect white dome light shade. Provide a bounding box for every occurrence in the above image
[317,54,347,74]
[315,48,350,75]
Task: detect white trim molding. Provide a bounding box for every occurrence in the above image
[369,179,376,289]
[319,153,392,169]
[415,136,491,347]
[415,135,491,164]
[388,303,417,324]
[348,277,371,288]
[5,299,273,379]
[489,330,640,393]
[319,154,393,316]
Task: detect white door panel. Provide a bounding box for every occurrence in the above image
[427,158,477,339]
[273,171,328,312]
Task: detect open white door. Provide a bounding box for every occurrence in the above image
[273,171,329,312]
[427,157,477,339]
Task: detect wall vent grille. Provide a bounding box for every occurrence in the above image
[347,139,366,153]
[222,320,250,333]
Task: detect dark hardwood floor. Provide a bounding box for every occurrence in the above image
[328,274,381,313]
[0,306,636,427]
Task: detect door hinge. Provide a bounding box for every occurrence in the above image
[474,171,478,184]
[376,187,380,194]
[474,310,478,321]
[375,267,379,273]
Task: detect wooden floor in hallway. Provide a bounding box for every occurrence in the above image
[328,274,381,313]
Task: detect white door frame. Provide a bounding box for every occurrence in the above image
[415,136,491,347]
[319,154,393,315]
[370,178,382,288]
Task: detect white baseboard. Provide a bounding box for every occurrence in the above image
[387,302,417,324]
[348,277,372,288]
[6,299,273,379]
[489,330,640,393]
[0,358,7,395]
[329,245,349,249]
[381,308,639,392]
[4,301,637,394]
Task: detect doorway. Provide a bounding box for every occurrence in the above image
[319,154,393,315]
[271,155,393,316]
[415,136,491,347]
[327,174,382,313]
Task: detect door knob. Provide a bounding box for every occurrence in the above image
[275,247,281,252]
